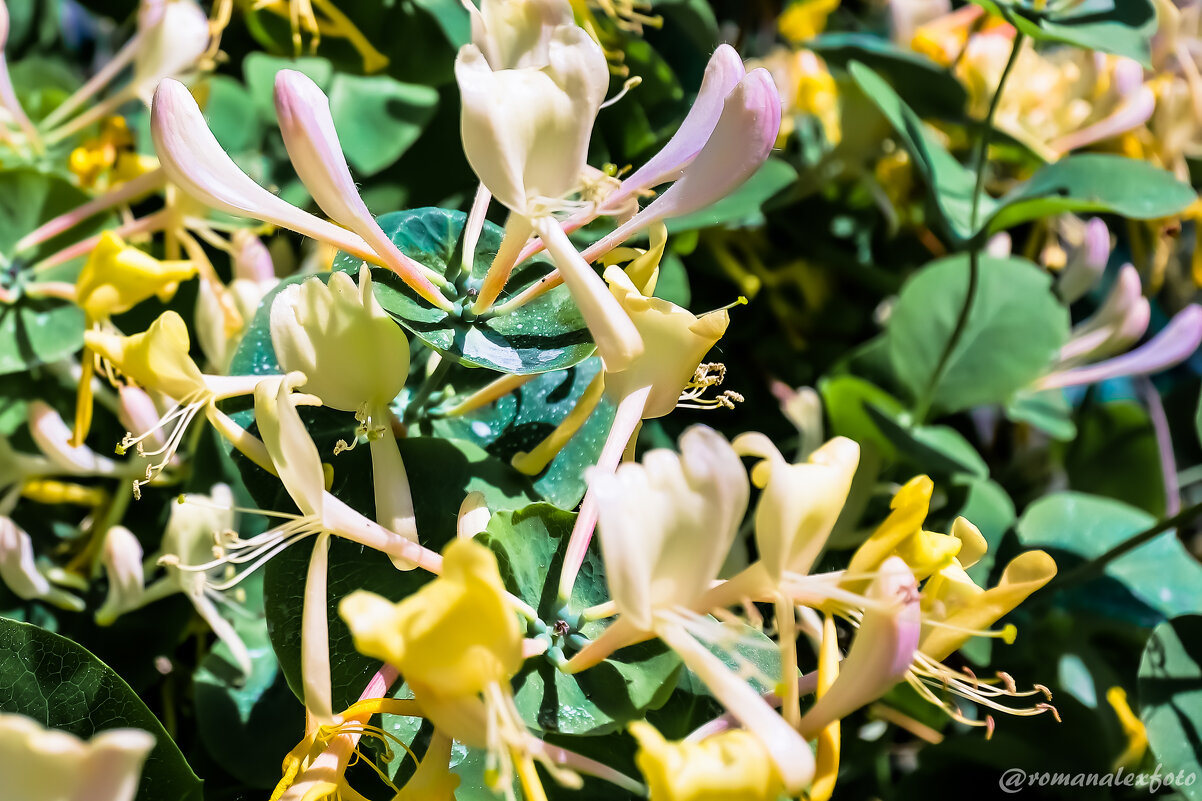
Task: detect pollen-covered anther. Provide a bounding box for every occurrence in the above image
[676,362,743,410]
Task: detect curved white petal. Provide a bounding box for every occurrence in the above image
[151,80,378,261]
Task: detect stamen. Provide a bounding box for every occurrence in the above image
[906,653,1059,725]
[676,362,744,410]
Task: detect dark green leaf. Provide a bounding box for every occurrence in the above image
[1065,400,1165,517]
[987,155,1197,234]
[811,33,967,119]
[332,208,596,374]
[1007,388,1077,440]
[848,61,985,241]
[865,403,989,477]
[973,0,1157,65]
[432,357,615,509]
[1139,615,1202,799]
[243,53,333,120]
[0,617,203,801]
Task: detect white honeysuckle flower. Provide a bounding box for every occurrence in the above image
[0,517,85,611]
[591,425,749,632]
[0,0,38,146]
[464,0,575,69]
[269,267,410,428]
[732,433,860,583]
[456,25,609,216]
[601,265,730,418]
[0,713,155,801]
[598,44,747,212]
[95,525,149,626]
[130,0,210,103]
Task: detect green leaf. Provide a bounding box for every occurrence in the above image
[262,437,536,710]
[1139,615,1202,800]
[973,0,1157,65]
[0,617,203,801]
[811,33,968,119]
[848,61,986,242]
[2,167,113,263]
[864,403,989,477]
[987,155,1197,234]
[432,357,616,509]
[1016,493,1202,621]
[0,297,85,375]
[332,208,596,374]
[203,76,263,155]
[411,0,472,47]
[819,374,906,459]
[243,53,332,119]
[664,158,798,233]
[1007,388,1077,440]
[482,504,682,735]
[885,254,1069,415]
[327,74,439,176]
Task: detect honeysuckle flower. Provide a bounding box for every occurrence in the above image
[130,0,211,103]
[195,266,277,373]
[629,721,785,801]
[1051,217,1111,303]
[586,425,814,793]
[27,401,120,477]
[778,0,840,43]
[1057,265,1151,366]
[465,0,575,69]
[273,70,449,306]
[95,525,148,626]
[954,31,1154,160]
[457,26,608,216]
[0,0,40,150]
[75,232,197,323]
[1036,304,1202,390]
[271,268,408,429]
[732,433,860,583]
[150,80,454,311]
[394,731,460,801]
[920,551,1060,661]
[797,557,920,737]
[0,712,155,801]
[592,426,747,632]
[0,517,85,611]
[602,265,731,419]
[889,0,951,52]
[270,266,419,555]
[341,538,549,797]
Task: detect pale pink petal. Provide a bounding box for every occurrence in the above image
[273,70,450,308]
[1050,86,1155,155]
[582,69,783,261]
[1057,217,1110,303]
[1060,264,1148,363]
[1039,304,1202,390]
[150,80,381,265]
[797,557,920,737]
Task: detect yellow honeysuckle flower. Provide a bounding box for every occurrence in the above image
[75,232,197,322]
[252,0,390,73]
[340,538,524,699]
[602,264,730,419]
[919,550,1057,661]
[86,310,206,402]
[779,0,840,43]
[394,732,460,801]
[629,721,785,801]
[0,712,155,801]
[67,117,134,188]
[1107,686,1148,770]
[845,475,939,576]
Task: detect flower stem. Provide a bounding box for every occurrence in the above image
[912,31,1025,424]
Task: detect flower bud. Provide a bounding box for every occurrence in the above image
[131,0,210,103]
[630,722,785,801]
